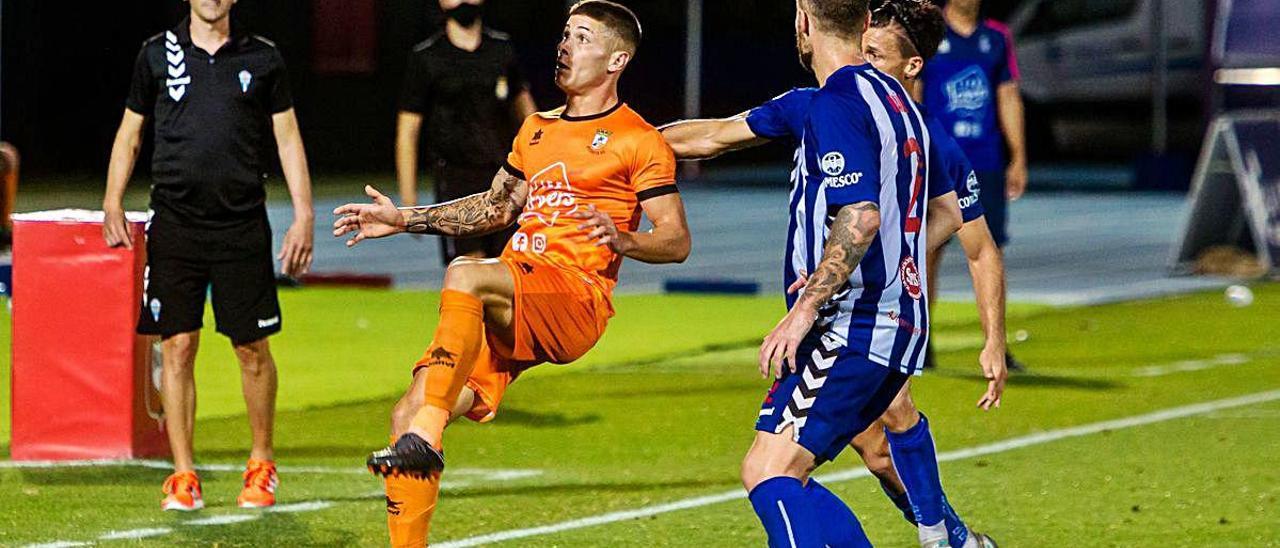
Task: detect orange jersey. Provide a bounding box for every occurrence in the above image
[502,102,678,295]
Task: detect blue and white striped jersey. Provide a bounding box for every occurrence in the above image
[745,64,938,375]
[747,91,984,223]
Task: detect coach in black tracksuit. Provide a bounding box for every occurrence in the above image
[395,0,536,265]
[102,0,314,506]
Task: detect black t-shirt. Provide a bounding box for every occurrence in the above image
[399,29,527,169]
[127,17,293,229]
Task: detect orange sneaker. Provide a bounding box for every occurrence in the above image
[237,459,278,508]
[161,471,204,511]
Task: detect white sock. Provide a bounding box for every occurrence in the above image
[961,529,980,548]
[918,520,948,545]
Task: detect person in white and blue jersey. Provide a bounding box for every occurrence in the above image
[730,1,963,545]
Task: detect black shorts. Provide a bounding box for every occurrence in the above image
[434,162,517,266]
[137,215,281,344]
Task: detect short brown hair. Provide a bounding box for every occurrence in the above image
[801,0,871,38]
[871,0,946,60]
[569,0,642,54]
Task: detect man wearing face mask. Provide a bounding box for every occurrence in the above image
[397,0,538,266]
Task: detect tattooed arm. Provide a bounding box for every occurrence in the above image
[333,167,528,247]
[403,167,527,236]
[793,202,882,311]
[758,202,881,378]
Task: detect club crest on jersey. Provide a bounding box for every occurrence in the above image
[899,256,923,300]
[238,70,252,93]
[495,76,510,100]
[590,129,612,151]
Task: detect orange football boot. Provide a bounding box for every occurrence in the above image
[161,470,204,511]
[237,459,279,508]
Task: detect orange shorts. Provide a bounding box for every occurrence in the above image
[460,258,612,422]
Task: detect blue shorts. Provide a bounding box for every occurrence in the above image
[975,170,1008,247]
[755,337,910,463]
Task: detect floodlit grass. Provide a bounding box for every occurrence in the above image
[2,285,1277,546]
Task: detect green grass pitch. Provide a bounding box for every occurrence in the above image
[2,285,1278,546]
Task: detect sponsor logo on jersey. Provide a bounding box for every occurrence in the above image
[824,172,865,188]
[886,310,925,335]
[530,128,543,145]
[944,66,990,113]
[899,256,923,300]
[958,170,981,209]
[820,151,864,187]
[520,162,579,227]
[149,298,162,322]
[820,152,845,176]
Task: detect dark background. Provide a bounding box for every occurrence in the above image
[0,0,1026,179]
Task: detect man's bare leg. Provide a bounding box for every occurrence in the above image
[162,331,201,473]
[233,337,277,462]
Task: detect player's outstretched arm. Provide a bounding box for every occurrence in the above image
[102,109,147,249]
[924,192,963,256]
[760,202,880,378]
[658,114,770,160]
[333,167,528,247]
[956,218,1008,409]
[574,192,691,264]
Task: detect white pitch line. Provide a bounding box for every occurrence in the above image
[98,527,172,540]
[1131,353,1250,377]
[0,457,541,482]
[267,501,335,513]
[185,514,259,526]
[24,543,90,548]
[434,389,1280,548]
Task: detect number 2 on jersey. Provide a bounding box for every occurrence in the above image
[901,138,925,234]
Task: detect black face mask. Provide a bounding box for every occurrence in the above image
[445,3,483,27]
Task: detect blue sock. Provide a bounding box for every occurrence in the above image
[804,479,871,548]
[942,497,970,547]
[748,477,826,548]
[886,413,965,536]
[882,485,918,525]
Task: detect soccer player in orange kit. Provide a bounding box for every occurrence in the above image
[332,2,689,545]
